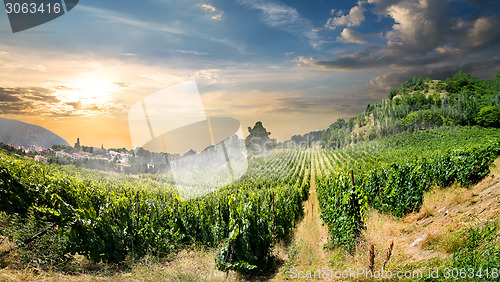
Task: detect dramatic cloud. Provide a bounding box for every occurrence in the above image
[467,16,500,48]
[0,89,22,102]
[383,0,454,53]
[316,0,500,90]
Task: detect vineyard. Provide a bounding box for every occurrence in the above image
[0,148,311,272]
[316,126,500,251]
[1,125,500,278]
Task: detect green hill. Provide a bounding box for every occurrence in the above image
[285,70,500,149]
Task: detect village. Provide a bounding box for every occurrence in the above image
[5,142,132,169]
[0,137,180,175]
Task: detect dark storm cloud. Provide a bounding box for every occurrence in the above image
[23,87,61,103]
[314,51,395,70]
[319,0,500,67]
[0,102,33,114]
[311,0,500,92]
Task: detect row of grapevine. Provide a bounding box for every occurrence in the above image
[0,149,311,272]
[316,126,500,251]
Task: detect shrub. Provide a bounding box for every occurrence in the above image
[477,106,500,128]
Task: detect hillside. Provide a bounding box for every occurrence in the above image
[286,70,500,149]
[0,117,68,148]
[318,157,500,281]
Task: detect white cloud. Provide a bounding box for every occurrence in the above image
[292,56,317,68]
[325,3,366,29]
[238,0,320,48]
[177,49,209,56]
[201,4,224,20]
[78,5,244,52]
[338,28,366,44]
[190,69,220,84]
[78,5,187,36]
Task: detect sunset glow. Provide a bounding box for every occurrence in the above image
[0,0,498,149]
[66,78,118,105]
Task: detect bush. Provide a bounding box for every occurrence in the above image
[401,110,444,131]
[477,106,500,128]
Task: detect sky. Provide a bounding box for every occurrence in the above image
[0,0,499,151]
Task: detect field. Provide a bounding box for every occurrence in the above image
[1,125,500,280]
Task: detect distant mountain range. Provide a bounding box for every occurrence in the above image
[0,117,69,148]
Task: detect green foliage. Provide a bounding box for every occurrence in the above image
[389,75,431,99]
[216,195,272,272]
[367,129,377,141]
[0,149,311,273]
[246,121,275,155]
[1,212,72,269]
[0,167,33,217]
[317,170,367,251]
[293,71,500,150]
[362,161,430,217]
[316,127,500,251]
[399,110,444,131]
[447,221,500,281]
[478,106,500,128]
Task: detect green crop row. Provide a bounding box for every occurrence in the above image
[317,130,500,251]
[0,150,311,273]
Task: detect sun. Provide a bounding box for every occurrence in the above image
[62,76,119,105]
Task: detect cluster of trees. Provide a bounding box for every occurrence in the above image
[245,121,276,155]
[288,71,500,149]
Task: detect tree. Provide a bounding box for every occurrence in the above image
[477,106,500,128]
[134,147,151,164]
[245,121,275,155]
[401,110,444,131]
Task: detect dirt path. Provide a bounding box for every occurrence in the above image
[273,150,331,280]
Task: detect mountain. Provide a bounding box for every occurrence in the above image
[0,117,69,148]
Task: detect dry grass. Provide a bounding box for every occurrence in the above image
[324,157,500,277]
[272,151,332,281]
[0,248,241,282]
